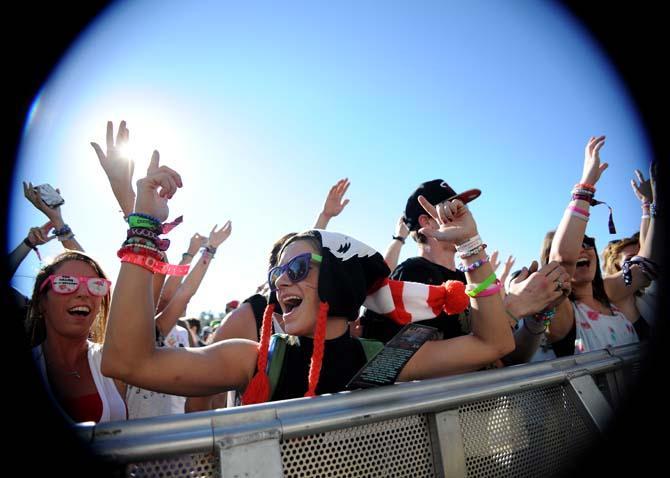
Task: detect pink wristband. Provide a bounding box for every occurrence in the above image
[473,279,503,297]
[120,253,190,276]
[568,205,590,217]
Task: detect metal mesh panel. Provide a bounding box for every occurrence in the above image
[280,414,435,478]
[459,385,596,478]
[126,452,220,478]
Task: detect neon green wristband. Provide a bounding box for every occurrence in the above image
[128,216,160,230]
[466,272,497,298]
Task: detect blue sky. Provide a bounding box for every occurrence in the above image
[9,0,652,317]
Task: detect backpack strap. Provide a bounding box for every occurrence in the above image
[267,334,289,399]
[356,337,384,362]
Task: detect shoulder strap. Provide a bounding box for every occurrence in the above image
[356,337,384,362]
[267,334,289,399]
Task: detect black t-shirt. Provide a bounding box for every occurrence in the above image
[360,256,468,343]
[272,331,369,401]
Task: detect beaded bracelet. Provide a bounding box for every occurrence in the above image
[458,256,490,273]
[466,273,497,298]
[533,307,555,327]
[57,233,75,242]
[53,224,72,236]
[650,203,658,217]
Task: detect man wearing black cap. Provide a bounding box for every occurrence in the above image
[361,179,481,343]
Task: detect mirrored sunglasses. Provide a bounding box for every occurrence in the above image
[268,253,322,291]
[39,275,111,296]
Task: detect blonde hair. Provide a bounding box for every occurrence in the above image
[26,250,110,347]
[602,235,640,275]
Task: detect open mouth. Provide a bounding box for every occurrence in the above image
[281,295,303,315]
[576,258,590,268]
[68,305,91,317]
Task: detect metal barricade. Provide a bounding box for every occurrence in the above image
[79,343,643,478]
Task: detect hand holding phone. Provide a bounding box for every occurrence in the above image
[34,184,65,208]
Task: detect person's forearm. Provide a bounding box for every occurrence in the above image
[383,238,404,270]
[155,251,212,336]
[109,181,136,217]
[50,215,84,252]
[465,249,515,356]
[503,320,544,365]
[157,254,192,312]
[550,197,590,273]
[313,212,331,230]
[7,242,32,277]
[639,203,650,246]
[102,263,157,379]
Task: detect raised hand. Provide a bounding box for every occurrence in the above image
[490,250,500,272]
[135,150,182,221]
[27,221,55,246]
[23,181,63,221]
[630,168,652,204]
[580,135,608,186]
[650,161,658,202]
[394,215,409,241]
[207,221,232,248]
[500,255,516,286]
[91,121,134,184]
[321,178,350,219]
[417,196,478,244]
[187,233,207,255]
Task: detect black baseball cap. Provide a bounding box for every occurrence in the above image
[402,179,481,231]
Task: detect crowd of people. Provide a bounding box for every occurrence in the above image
[9,123,659,425]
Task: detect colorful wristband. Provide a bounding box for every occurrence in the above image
[458,256,490,273]
[575,183,596,192]
[475,279,503,297]
[568,205,591,217]
[120,253,190,276]
[466,273,497,298]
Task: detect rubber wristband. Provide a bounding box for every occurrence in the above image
[120,253,190,276]
[475,280,503,297]
[466,273,497,298]
[392,235,406,244]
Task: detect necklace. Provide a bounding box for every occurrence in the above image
[64,370,81,379]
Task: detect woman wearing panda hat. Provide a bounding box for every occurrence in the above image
[102,156,514,404]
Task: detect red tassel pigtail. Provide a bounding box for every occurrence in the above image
[241,303,276,405]
[304,301,329,397]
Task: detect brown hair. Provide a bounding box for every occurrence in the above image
[26,250,110,347]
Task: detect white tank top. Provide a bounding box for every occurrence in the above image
[33,341,127,423]
[573,301,639,354]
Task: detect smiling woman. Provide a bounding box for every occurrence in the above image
[26,250,126,424]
